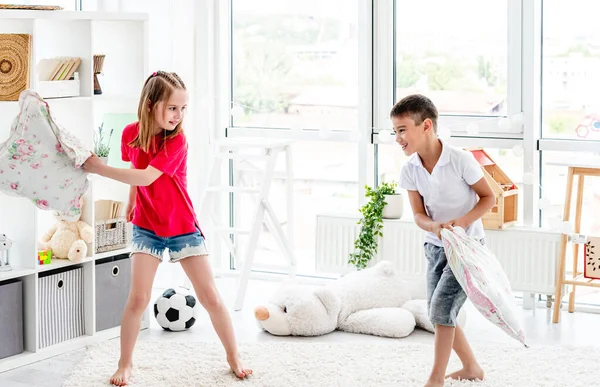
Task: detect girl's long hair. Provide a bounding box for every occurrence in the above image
[129,71,186,152]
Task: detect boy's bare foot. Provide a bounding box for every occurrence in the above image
[227,354,253,379]
[446,365,485,381]
[423,378,444,387]
[109,363,132,386]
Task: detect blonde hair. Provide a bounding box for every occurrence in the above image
[130,71,187,152]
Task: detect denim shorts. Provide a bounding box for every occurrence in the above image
[424,242,467,327]
[131,225,209,263]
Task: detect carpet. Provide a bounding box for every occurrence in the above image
[64,340,597,386]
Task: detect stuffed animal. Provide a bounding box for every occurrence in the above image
[254,261,466,338]
[39,198,93,262]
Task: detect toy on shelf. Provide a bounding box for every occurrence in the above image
[584,237,600,280]
[37,249,52,265]
[467,148,518,230]
[39,198,93,262]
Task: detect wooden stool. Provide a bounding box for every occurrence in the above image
[552,163,600,323]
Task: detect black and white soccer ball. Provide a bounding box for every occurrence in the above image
[153,287,198,331]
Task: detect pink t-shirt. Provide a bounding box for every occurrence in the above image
[121,122,200,237]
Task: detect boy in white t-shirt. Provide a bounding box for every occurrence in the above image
[394,94,496,387]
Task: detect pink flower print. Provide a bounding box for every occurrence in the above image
[43,175,47,179]
[55,143,64,153]
[464,268,496,313]
[16,138,26,144]
[30,162,41,169]
[17,143,34,155]
[36,200,49,210]
[42,154,48,158]
[11,154,20,160]
[0,170,3,174]
[10,182,18,190]
[8,164,16,170]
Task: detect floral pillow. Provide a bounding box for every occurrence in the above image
[0,90,91,217]
[441,227,527,347]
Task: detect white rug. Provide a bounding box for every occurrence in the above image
[64,340,597,386]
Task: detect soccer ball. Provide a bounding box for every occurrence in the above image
[153,287,198,331]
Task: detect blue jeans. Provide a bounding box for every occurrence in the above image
[131,225,209,263]
[424,242,467,327]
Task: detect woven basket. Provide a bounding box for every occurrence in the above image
[95,218,128,254]
[0,34,31,101]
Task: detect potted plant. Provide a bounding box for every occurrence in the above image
[348,181,402,270]
[94,122,113,164]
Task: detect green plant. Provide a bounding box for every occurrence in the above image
[94,123,113,157]
[348,181,398,270]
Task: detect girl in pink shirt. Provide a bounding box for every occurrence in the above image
[84,71,252,386]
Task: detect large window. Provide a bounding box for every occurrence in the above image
[232,0,359,131]
[395,0,508,117]
[542,0,600,141]
[232,141,359,275]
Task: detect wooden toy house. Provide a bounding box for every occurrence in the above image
[467,148,518,229]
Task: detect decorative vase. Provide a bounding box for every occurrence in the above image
[382,194,403,219]
[93,54,105,95]
[99,157,108,165]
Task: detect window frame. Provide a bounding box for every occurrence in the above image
[211,0,600,272]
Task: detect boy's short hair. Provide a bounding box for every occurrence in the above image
[390,94,438,133]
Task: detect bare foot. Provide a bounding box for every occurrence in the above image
[109,363,132,386]
[227,354,253,379]
[446,365,485,381]
[423,379,444,387]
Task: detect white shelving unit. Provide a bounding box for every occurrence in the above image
[0,10,148,373]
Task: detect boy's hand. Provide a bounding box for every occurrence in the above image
[431,222,453,239]
[448,217,469,230]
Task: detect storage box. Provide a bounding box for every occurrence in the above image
[0,280,24,359]
[38,266,84,348]
[37,79,80,99]
[467,148,519,230]
[96,253,131,331]
[95,218,128,253]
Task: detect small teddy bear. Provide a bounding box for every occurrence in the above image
[39,197,93,262]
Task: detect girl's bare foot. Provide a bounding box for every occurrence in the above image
[446,365,485,381]
[423,378,444,387]
[227,354,253,379]
[109,362,132,386]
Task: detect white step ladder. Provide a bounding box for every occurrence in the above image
[198,137,296,311]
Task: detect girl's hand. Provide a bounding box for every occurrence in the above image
[431,222,453,239]
[82,153,106,174]
[126,203,135,222]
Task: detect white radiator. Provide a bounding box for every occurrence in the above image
[316,213,562,296]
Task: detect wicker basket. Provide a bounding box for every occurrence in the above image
[95,218,127,253]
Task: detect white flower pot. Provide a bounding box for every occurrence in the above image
[99,157,108,165]
[382,194,403,219]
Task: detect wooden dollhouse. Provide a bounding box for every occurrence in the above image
[467,148,518,229]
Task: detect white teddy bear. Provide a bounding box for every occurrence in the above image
[254,261,466,338]
[39,198,93,262]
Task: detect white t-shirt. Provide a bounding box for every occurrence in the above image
[399,140,485,247]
